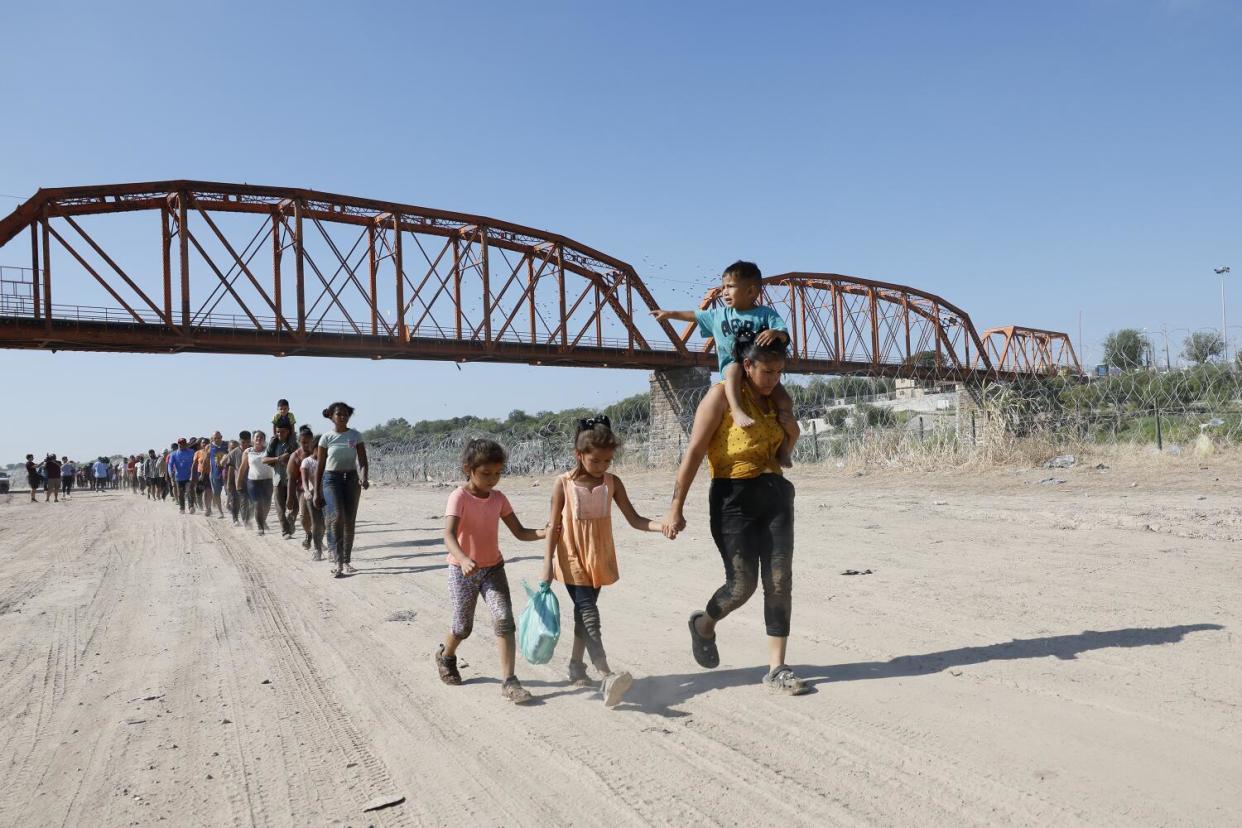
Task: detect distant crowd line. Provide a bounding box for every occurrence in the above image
[24,399,369,576]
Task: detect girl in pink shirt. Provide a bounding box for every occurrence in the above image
[437,439,547,704]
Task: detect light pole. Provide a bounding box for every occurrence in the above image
[1214,266,1230,363]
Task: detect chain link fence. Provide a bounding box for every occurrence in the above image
[364,366,1242,483]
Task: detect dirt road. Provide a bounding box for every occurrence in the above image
[0,458,1238,826]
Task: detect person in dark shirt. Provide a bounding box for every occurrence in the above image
[264,423,298,538]
[42,454,62,503]
[25,454,39,502]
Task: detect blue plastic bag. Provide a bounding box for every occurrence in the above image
[518,581,560,665]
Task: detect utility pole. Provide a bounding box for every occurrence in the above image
[1215,266,1231,363]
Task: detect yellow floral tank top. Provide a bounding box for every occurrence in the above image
[706,383,784,480]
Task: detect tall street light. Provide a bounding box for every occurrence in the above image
[1215,266,1231,363]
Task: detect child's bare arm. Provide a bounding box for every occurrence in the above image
[443,515,475,574]
[540,486,565,583]
[501,511,546,542]
[649,309,698,323]
[611,477,663,532]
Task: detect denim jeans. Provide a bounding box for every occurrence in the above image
[322,470,361,566]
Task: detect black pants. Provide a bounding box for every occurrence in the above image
[706,474,795,638]
[565,584,607,669]
[175,479,192,511]
[275,480,296,535]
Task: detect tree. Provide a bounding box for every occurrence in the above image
[1102,328,1147,370]
[1181,331,1224,365]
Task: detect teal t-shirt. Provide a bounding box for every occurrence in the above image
[318,428,363,472]
[694,305,787,372]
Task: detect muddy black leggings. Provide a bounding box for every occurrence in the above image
[706,474,795,637]
[565,584,607,669]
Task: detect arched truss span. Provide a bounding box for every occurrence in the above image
[0,180,688,368]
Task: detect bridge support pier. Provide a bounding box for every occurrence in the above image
[647,367,711,466]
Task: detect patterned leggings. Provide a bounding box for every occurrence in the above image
[448,562,515,639]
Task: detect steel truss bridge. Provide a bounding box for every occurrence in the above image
[0,181,1079,379]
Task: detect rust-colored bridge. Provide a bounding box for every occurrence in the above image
[0,181,1079,379]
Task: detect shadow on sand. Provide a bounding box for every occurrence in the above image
[622,623,1224,717]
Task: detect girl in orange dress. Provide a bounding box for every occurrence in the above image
[540,417,665,708]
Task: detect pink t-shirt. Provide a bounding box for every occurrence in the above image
[445,487,513,568]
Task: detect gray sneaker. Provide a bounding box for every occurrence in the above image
[762,665,809,696]
[600,671,633,708]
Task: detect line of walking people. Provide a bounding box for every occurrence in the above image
[137,400,369,577]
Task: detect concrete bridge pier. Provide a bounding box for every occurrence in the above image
[647,367,711,466]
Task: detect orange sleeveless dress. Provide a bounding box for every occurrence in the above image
[552,471,619,588]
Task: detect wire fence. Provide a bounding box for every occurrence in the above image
[364,365,1242,483]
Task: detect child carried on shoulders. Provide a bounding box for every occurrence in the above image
[651,260,799,467]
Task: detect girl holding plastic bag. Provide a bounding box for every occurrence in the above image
[541,417,665,708]
[436,439,547,704]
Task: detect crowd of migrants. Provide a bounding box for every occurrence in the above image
[17,262,815,709]
[24,400,369,574]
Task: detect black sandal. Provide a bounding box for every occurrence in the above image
[688,611,719,669]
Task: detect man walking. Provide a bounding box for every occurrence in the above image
[92,457,109,492]
[25,454,40,502]
[61,457,76,500]
[264,421,298,539]
[169,439,196,514]
[42,454,62,503]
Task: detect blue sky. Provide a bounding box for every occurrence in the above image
[2,0,1240,462]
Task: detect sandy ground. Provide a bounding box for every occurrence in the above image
[0,456,1239,827]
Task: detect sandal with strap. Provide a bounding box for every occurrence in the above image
[763,665,809,696]
[688,611,719,669]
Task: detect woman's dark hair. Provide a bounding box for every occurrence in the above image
[323,401,355,419]
[461,438,507,473]
[731,328,788,366]
[722,260,762,284]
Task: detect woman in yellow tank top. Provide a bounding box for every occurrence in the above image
[663,330,808,696]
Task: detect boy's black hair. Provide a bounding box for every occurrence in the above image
[277,399,289,407]
[461,438,507,473]
[722,260,762,284]
[238,430,252,441]
[732,328,788,365]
